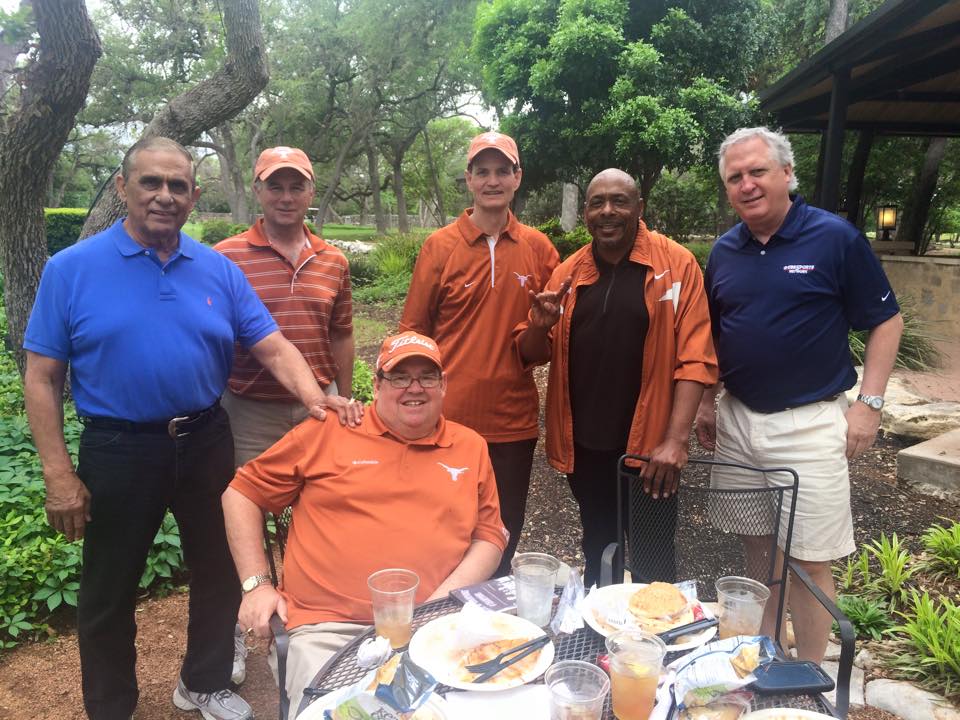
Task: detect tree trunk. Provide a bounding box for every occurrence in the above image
[81,0,269,238]
[825,0,849,43]
[561,183,579,231]
[393,154,409,234]
[316,126,366,232]
[900,137,949,255]
[844,130,873,229]
[366,138,387,235]
[0,0,101,369]
[209,123,250,223]
[421,127,446,226]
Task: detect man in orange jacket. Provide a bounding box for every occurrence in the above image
[517,169,717,585]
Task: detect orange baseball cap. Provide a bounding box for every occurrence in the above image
[467,131,520,167]
[376,331,443,373]
[255,146,314,181]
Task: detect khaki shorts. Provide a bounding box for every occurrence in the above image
[222,382,337,466]
[709,391,856,562]
[268,619,367,718]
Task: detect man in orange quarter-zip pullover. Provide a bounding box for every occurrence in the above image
[401,131,559,575]
[517,168,717,586]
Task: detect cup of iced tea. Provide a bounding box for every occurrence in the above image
[605,630,666,720]
[368,568,419,649]
[545,660,611,720]
[512,552,561,627]
[714,576,771,639]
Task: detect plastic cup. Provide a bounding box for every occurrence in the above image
[545,660,611,720]
[605,630,666,720]
[512,552,560,626]
[714,575,771,639]
[368,568,419,649]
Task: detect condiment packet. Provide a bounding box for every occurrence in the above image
[356,635,393,669]
[550,566,585,635]
[450,602,512,650]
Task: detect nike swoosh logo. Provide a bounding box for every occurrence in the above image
[654,270,669,280]
[464,281,475,287]
[881,291,890,301]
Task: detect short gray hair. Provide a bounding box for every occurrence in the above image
[121,136,196,187]
[718,126,798,192]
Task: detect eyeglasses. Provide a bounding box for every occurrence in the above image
[379,372,442,389]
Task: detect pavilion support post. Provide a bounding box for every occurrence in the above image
[845,129,874,228]
[820,66,850,213]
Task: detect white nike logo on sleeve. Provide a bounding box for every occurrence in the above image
[654,270,669,280]
[881,291,891,301]
[464,281,475,287]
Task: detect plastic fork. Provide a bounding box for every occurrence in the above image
[465,635,551,683]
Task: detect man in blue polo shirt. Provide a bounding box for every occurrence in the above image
[23,137,352,720]
[695,127,903,664]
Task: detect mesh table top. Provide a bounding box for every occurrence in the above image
[299,597,837,719]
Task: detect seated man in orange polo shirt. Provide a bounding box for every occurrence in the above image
[222,331,507,714]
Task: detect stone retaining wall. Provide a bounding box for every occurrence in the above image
[880,255,960,343]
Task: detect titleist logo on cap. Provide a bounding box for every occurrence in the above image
[389,335,436,353]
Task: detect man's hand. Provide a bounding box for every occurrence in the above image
[310,394,363,426]
[642,437,688,499]
[844,401,881,459]
[44,468,91,541]
[529,277,572,329]
[695,404,717,451]
[239,583,287,639]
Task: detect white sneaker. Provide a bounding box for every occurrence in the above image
[173,678,253,720]
[232,624,248,686]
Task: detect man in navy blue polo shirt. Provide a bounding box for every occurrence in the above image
[22,137,352,720]
[695,127,903,664]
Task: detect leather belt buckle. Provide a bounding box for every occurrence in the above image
[168,416,190,439]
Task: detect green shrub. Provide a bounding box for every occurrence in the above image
[646,170,716,242]
[849,294,941,371]
[685,241,712,272]
[45,208,87,256]
[920,519,960,579]
[867,532,916,608]
[352,359,374,403]
[536,218,564,242]
[200,219,248,244]
[835,594,895,641]
[347,253,377,288]
[888,591,960,699]
[353,271,412,306]
[369,233,424,275]
[536,218,592,259]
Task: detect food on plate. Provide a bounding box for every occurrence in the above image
[456,636,543,685]
[627,582,694,633]
[681,703,748,720]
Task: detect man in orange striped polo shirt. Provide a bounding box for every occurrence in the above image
[401,131,559,576]
[216,146,358,469]
[217,147,359,686]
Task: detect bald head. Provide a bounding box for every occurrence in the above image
[586,168,640,202]
[583,168,644,263]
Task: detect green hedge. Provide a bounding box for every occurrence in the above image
[45,208,87,256]
[200,219,249,245]
[536,218,592,260]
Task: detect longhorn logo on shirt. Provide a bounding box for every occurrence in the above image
[437,462,468,482]
[513,272,533,288]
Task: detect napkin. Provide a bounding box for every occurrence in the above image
[444,684,550,720]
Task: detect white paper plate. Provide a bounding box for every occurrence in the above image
[407,612,555,692]
[296,670,450,720]
[581,583,717,651]
[741,709,837,720]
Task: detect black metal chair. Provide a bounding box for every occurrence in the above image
[599,455,855,719]
[263,510,291,720]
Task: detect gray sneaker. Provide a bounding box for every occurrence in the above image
[232,624,248,685]
[173,678,253,720]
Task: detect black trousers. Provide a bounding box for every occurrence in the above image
[567,445,678,587]
[76,408,240,720]
[488,438,538,577]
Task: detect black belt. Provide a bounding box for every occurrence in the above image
[81,401,220,438]
[752,394,841,414]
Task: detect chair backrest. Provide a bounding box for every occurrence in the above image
[265,508,292,586]
[613,455,799,644]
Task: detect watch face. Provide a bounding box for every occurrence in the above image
[868,397,883,410]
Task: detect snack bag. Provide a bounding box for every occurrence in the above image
[672,636,775,710]
[325,653,437,720]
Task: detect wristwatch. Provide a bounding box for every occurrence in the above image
[241,573,273,594]
[856,394,885,411]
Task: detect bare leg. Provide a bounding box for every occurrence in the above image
[740,535,786,643]
[788,558,835,663]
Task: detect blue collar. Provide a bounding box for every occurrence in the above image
[112,218,196,260]
[735,195,807,248]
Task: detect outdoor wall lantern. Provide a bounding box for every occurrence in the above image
[877,204,898,241]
